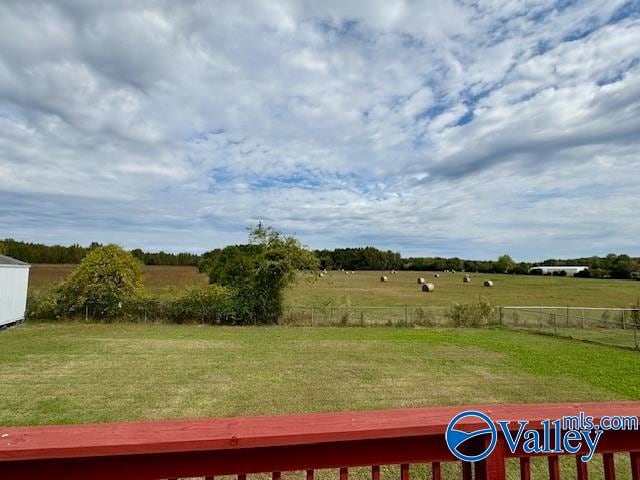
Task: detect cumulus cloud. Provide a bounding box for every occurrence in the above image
[1,0,639,259]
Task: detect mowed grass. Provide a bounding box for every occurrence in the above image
[29,265,640,307]
[0,323,638,427]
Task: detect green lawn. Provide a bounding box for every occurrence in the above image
[1,323,638,427]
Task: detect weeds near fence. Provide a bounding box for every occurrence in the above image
[447,297,495,327]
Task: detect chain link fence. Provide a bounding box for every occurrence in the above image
[281,305,455,326]
[500,306,640,349]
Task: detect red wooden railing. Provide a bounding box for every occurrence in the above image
[1,402,639,479]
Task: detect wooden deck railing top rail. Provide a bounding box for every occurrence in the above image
[1,402,639,480]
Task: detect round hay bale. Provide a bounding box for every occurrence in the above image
[422,283,435,292]
[351,271,355,274]
[463,276,471,283]
[484,280,494,287]
[434,274,440,278]
[319,272,325,278]
[380,275,388,282]
[417,277,425,284]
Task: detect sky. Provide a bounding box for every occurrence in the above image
[1,0,639,260]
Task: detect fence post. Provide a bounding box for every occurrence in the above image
[634,323,638,350]
[85,304,89,322]
[553,313,557,335]
[404,305,408,324]
[499,307,504,325]
[581,309,585,329]
[566,306,569,327]
[622,310,626,330]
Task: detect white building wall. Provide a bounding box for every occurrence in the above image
[529,266,588,276]
[0,266,30,326]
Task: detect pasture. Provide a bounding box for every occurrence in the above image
[1,323,639,428]
[29,264,208,295]
[28,265,640,307]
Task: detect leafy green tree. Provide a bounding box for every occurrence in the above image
[207,224,318,324]
[611,254,637,279]
[495,254,515,273]
[57,244,143,317]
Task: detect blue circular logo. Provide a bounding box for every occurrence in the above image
[445,410,497,462]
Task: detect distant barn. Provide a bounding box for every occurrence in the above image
[529,266,588,276]
[0,255,31,327]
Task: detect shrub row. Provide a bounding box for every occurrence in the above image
[27,285,245,325]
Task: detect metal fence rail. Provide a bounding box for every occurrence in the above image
[500,306,640,349]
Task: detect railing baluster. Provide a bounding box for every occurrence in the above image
[401,463,409,480]
[475,436,506,480]
[462,461,472,480]
[631,452,640,480]
[306,469,314,480]
[372,465,380,480]
[273,471,282,480]
[340,467,349,480]
[520,457,531,480]
[576,456,588,480]
[432,462,441,480]
[603,453,616,480]
[548,455,560,480]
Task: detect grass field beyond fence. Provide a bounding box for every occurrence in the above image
[29,265,640,307]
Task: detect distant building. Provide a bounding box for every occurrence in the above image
[0,255,31,327]
[528,265,588,276]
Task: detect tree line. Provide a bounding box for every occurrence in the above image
[0,239,199,266]
[3,238,639,279]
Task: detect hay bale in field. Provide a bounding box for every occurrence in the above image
[351,271,355,274]
[463,276,471,283]
[380,275,388,282]
[434,274,440,278]
[417,277,425,284]
[319,272,325,278]
[422,283,435,292]
[484,280,494,287]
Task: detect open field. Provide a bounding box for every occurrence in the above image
[287,271,640,308]
[29,265,640,307]
[29,264,208,295]
[1,323,639,427]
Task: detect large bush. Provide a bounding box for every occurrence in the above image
[57,244,143,318]
[206,224,318,324]
[168,285,237,324]
[447,298,495,327]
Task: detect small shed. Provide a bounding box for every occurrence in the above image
[0,255,30,327]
